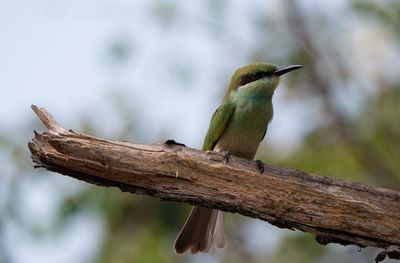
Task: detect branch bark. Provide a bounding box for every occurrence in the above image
[28,105,400,260]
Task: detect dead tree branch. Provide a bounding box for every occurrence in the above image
[28,105,400,261]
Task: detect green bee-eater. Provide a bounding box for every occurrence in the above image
[174,62,302,254]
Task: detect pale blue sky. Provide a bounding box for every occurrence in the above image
[0,0,316,151]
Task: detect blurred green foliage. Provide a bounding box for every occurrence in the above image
[1,1,400,263]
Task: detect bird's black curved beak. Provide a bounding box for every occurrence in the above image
[274,65,303,76]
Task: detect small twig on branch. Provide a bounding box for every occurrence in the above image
[28,105,400,261]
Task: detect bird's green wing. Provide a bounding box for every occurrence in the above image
[202,101,235,151]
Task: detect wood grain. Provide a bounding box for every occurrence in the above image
[28,105,400,256]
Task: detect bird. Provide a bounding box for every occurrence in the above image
[173,62,302,254]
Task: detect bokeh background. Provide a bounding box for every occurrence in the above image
[1,0,400,262]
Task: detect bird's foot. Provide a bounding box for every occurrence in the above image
[164,139,186,147]
[255,160,264,174]
[222,151,231,163]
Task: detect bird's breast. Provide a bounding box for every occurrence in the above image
[214,97,273,159]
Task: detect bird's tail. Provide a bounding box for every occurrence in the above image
[174,206,226,254]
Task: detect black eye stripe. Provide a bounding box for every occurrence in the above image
[239,71,273,86]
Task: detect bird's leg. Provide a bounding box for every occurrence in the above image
[255,160,264,174]
[164,139,186,147]
[222,151,231,163]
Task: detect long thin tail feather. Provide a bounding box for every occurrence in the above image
[174,206,226,254]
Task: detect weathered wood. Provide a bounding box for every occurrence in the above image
[28,105,400,259]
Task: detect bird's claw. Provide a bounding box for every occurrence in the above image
[164,139,186,147]
[222,151,231,163]
[255,160,264,174]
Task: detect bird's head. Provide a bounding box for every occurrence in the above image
[225,62,302,98]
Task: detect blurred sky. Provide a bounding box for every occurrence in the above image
[0,0,348,151]
[3,0,399,158]
[1,0,257,143]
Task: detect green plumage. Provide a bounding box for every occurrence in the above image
[202,100,235,151]
[202,63,279,159]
